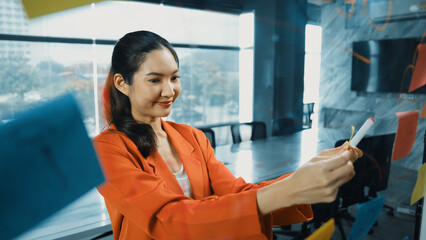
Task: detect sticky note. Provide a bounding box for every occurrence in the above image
[347,195,384,240]
[0,94,104,239]
[421,104,426,118]
[409,44,426,93]
[411,163,426,205]
[391,110,419,161]
[305,218,335,240]
[22,0,104,19]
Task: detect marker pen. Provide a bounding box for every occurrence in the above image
[349,118,375,147]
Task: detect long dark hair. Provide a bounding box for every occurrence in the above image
[103,30,179,158]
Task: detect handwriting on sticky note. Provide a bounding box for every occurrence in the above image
[392,110,419,161]
[411,163,426,205]
[305,218,335,240]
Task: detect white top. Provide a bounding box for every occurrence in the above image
[173,164,193,197]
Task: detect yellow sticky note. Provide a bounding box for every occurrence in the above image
[411,163,426,205]
[22,0,105,19]
[305,218,335,240]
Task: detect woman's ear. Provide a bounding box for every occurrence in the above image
[114,73,129,96]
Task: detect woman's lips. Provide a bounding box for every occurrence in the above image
[158,101,172,107]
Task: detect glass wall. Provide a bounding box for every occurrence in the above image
[0,0,248,138]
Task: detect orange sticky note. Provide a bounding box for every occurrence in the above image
[392,110,419,161]
[411,163,426,205]
[421,104,426,118]
[409,44,426,92]
[22,0,104,19]
[305,218,335,240]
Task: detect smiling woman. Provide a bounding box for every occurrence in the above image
[93,30,363,240]
[102,31,180,158]
[113,47,181,124]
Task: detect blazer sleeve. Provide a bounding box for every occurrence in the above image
[94,131,267,240]
[191,128,313,226]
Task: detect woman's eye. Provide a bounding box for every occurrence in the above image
[171,76,180,81]
[149,79,160,83]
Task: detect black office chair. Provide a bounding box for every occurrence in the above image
[198,127,216,149]
[336,133,395,216]
[303,103,314,128]
[272,118,300,136]
[230,121,267,144]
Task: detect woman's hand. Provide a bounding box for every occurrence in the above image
[285,145,362,205]
[256,145,363,215]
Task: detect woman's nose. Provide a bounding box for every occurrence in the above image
[161,81,175,97]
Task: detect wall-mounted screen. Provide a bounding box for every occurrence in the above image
[351,38,426,94]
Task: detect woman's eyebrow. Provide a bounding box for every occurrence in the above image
[146,72,163,76]
[146,69,179,76]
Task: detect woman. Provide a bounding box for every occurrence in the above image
[94,30,362,240]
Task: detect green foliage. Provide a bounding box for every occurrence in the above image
[0,54,41,95]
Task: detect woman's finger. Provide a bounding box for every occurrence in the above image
[327,160,355,183]
[318,146,345,157]
[321,150,353,171]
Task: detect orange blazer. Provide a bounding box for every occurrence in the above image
[93,119,312,240]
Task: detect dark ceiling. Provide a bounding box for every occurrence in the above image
[132,0,320,23]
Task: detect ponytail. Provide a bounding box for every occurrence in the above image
[103,69,157,158]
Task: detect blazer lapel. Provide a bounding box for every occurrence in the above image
[162,119,204,199]
[151,150,185,195]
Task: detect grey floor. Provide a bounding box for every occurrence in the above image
[274,165,418,240]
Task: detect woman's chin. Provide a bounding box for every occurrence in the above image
[160,110,172,117]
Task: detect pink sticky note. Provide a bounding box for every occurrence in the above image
[409,44,426,92]
[392,110,419,161]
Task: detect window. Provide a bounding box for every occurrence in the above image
[0,1,253,139]
[0,41,96,131]
[303,24,322,127]
[168,48,239,125]
[238,12,254,123]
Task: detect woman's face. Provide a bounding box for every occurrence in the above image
[124,48,181,122]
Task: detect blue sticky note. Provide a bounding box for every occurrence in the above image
[0,94,104,239]
[348,195,385,240]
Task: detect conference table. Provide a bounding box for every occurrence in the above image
[16,128,332,240]
[215,128,327,183]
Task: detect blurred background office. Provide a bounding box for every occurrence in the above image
[1,0,425,239]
